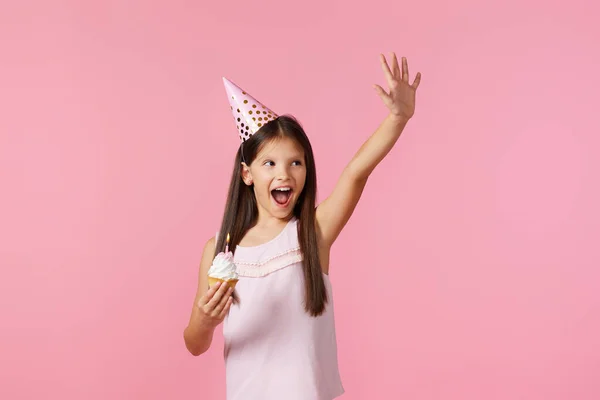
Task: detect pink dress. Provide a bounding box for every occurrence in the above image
[219,217,345,400]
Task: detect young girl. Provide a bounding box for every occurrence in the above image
[184,53,421,399]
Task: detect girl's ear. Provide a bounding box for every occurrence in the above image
[241,162,253,186]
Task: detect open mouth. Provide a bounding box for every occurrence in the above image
[271,187,293,207]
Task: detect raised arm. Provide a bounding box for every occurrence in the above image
[316,53,422,248]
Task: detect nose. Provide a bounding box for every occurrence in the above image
[275,164,291,180]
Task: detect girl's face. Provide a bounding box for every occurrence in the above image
[242,137,306,220]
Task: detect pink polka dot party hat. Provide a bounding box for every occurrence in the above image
[222,77,278,142]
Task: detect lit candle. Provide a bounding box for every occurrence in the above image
[226,233,230,253]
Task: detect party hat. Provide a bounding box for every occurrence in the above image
[223,77,278,142]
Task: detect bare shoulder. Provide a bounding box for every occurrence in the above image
[204,236,216,254]
[201,236,216,270]
[196,236,217,294]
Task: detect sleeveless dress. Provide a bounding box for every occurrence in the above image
[219,217,345,400]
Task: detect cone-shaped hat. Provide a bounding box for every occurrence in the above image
[223,77,278,142]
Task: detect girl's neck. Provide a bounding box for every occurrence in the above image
[253,201,295,229]
[238,214,294,248]
[254,214,294,230]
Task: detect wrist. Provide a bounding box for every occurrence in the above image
[387,113,410,125]
[189,316,218,334]
[199,317,220,331]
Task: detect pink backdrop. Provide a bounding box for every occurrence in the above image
[1,1,599,399]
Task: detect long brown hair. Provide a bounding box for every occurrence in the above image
[215,115,328,316]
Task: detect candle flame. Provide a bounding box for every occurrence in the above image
[226,233,230,243]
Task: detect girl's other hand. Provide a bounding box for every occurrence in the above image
[197,281,234,328]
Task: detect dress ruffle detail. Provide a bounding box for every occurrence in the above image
[235,247,303,278]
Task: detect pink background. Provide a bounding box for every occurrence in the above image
[1,1,599,399]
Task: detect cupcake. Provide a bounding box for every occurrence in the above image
[208,234,239,289]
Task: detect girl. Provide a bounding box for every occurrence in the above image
[184,53,421,399]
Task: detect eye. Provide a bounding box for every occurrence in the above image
[263,160,274,166]
[292,160,303,166]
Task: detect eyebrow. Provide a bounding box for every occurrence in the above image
[258,152,304,161]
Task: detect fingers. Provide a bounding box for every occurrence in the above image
[390,52,401,79]
[198,281,220,307]
[402,56,409,83]
[379,54,395,88]
[218,297,234,319]
[207,281,221,297]
[373,84,390,99]
[373,84,392,108]
[204,281,229,310]
[412,72,422,89]
[213,286,234,316]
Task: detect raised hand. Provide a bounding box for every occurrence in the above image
[374,53,421,121]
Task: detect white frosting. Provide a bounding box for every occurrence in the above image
[208,251,239,280]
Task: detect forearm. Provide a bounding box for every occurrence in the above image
[347,113,409,181]
[183,318,216,356]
